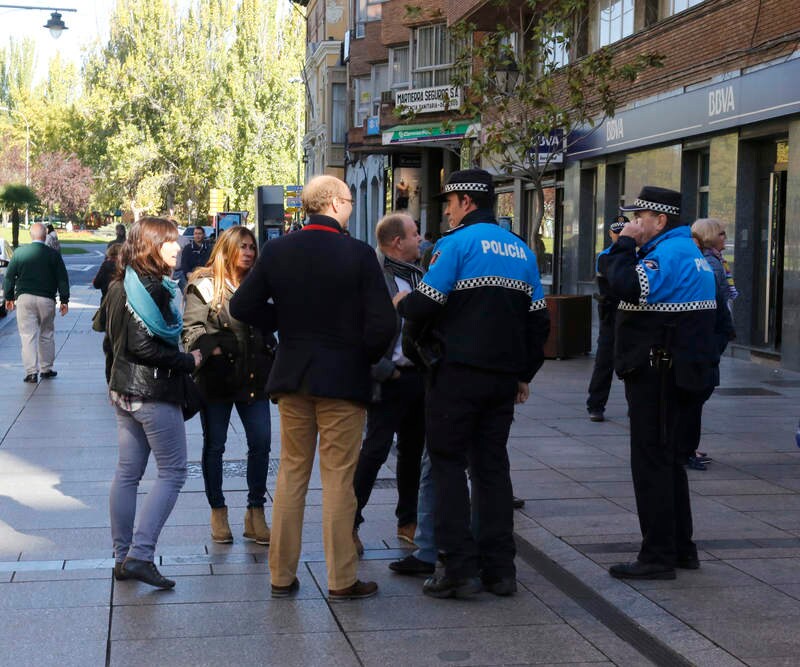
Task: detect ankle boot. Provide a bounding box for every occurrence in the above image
[243,506,270,545]
[210,506,233,543]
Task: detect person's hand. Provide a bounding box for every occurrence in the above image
[211,346,223,356]
[392,290,410,308]
[59,303,68,316]
[191,349,203,367]
[515,382,529,404]
[5,300,14,312]
[619,222,646,246]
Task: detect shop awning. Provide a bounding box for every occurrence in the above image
[382,120,479,145]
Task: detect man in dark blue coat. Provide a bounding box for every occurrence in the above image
[230,175,396,601]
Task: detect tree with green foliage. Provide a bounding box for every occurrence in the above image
[448,0,663,244]
[0,184,39,247]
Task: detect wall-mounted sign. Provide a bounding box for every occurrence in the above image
[395,85,462,114]
[366,116,380,136]
[528,130,565,166]
[383,121,476,145]
[569,56,800,161]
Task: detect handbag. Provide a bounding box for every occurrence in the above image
[181,372,205,421]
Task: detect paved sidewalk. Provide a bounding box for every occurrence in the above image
[0,285,798,666]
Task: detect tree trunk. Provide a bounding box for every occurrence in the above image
[11,207,20,248]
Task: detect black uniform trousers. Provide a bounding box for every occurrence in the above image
[426,363,518,580]
[353,368,425,528]
[586,305,616,413]
[624,364,706,567]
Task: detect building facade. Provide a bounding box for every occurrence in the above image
[297,0,800,370]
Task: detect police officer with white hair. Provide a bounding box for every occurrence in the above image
[605,186,717,581]
[397,168,550,599]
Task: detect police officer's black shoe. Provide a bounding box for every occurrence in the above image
[512,496,525,509]
[609,560,676,580]
[589,410,605,422]
[676,556,700,570]
[482,576,517,596]
[422,574,481,599]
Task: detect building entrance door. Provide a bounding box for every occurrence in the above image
[755,168,786,349]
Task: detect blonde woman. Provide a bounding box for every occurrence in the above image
[182,227,274,545]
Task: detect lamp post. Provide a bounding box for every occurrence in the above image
[186,198,193,226]
[288,76,304,187]
[0,5,77,38]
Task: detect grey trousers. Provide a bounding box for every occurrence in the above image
[15,293,56,375]
[110,402,187,563]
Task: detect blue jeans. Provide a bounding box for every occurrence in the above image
[110,402,187,563]
[413,447,437,564]
[200,400,271,509]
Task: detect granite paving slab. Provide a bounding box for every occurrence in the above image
[646,584,800,621]
[725,557,800,584]
[0,578,110,609]
[0,605,109,642]
[0,639,107,667]
[347,624,608,666]
[109,633,359,667]
[112,598,337,641]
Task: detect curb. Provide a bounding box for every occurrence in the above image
[513,514,744,666]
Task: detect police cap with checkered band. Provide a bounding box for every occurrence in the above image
[436,168,495,201]
[619,186,681,217]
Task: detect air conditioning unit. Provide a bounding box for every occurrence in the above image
[380,90,394,104]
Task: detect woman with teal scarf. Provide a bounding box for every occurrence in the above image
[97,217,202,589]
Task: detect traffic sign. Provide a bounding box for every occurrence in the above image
[286,197,302,208]
[285,185,303,193]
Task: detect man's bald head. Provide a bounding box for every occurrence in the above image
[302,175,353,227]
[29,223,46,241]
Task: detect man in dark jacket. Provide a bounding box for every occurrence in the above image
[586,215,628,421]
[230,175,396,602]
[352,212,425,554]
[179,226,211,280]
[605,186,717,581]
[3,223,69,383]
[397,169,550,599]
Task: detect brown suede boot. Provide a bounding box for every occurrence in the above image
[210,506,233,544]
[243,506,270,545]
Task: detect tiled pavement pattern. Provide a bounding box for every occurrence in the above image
[0,285,798,666]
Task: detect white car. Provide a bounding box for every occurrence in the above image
[0,238,14,317]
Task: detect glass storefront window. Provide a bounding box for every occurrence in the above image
[528,186,556,285]
[496,191,515,234]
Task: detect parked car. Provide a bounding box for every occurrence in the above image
[0,238,14,317]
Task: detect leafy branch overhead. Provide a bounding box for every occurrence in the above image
[450,0,663,182]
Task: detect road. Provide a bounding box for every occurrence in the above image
[62,243,106,288]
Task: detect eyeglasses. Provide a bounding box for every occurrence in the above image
[337,195,353,204]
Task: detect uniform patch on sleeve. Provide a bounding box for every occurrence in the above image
[429,250,441,267]
[643,259,659,271]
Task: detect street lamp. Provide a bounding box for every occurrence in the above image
[0,5,77,38]
[186,198,193,225]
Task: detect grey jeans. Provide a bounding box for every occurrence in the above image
[110,401,187,563]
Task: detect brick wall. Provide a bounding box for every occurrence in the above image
[349,21,388,78]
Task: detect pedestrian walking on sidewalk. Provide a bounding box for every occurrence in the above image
[95,217,202,590]
[2,222,69,383]
[352,212,426,555]
[397,168,550,599]
[586,215,628,422]
[92,242,122,299]
[182,227,275,547]
[605,186,718,581]
[230,175,395,601]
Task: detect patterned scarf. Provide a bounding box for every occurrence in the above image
[383,255,424,289]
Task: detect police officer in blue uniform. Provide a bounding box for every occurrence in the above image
[586,215,628,421]
[605,186,718,580]
[397,169,550,598]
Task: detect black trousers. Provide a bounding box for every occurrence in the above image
[426,363,517,580]
[625,365,707,566]
[353,368,425,528]
[587,306,616,413]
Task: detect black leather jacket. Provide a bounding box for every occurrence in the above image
[95,275,195,403]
